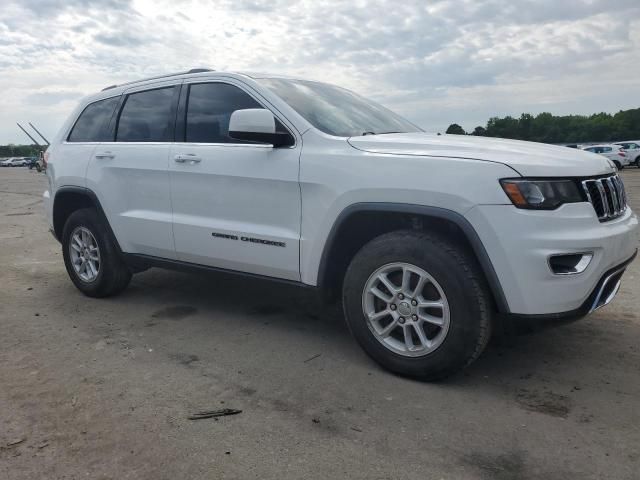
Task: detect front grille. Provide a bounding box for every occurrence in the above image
[581,174,627,222]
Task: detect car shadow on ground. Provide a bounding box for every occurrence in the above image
[75,264,639,390]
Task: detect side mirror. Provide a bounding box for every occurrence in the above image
[228,109,293,147]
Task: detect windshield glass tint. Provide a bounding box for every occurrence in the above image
[258,78,421,137]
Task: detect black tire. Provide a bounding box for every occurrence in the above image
[342,230,492,380]
[614,160,622,170]
[62,208,131,297]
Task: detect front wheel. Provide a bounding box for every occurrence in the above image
[342,230,492,380]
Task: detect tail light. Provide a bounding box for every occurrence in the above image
[618,152,626,158]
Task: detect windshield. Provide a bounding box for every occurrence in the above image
[258,78,422,137]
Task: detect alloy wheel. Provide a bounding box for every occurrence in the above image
[69,226,101,282]
[362,262,450,357]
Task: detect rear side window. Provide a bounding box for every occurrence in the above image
[116,87,176,142]
[185,83,263,143]
[68,96,119,142]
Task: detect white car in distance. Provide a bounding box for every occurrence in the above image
[614,141,640,167]
[582,144,630,170]
[1,157,28,167]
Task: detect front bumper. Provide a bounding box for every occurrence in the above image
[466,203,639,315]
[509,251,635,322]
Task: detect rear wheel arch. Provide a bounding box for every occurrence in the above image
[316,203,510,313]
[53,187,121,253]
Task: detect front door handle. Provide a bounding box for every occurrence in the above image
[95,152,115,160]
[174,154,202,164]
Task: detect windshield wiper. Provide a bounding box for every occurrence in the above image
[361,131,402,136]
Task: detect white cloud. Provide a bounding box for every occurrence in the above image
[0,0,638,143]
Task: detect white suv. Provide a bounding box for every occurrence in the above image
[43,69,639,379]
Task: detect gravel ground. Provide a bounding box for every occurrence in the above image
[1,167,639,480]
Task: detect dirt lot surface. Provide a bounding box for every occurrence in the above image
[1,167,639,479]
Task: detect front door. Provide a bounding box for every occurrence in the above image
[169,80,301,281]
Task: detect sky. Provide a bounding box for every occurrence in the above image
[1,0,639,144]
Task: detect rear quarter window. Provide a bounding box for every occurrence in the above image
[67,96,120,142]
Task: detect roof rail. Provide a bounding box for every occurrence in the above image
[101,68,214,91]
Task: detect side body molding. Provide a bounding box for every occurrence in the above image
[316,202,511,313]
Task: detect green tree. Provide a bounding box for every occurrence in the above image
[445,123,466,135]
[0,144,44,158]
[473,107,640,143]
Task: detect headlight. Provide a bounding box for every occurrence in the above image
[500,179,583,210]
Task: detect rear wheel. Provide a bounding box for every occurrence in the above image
[62,208,131,297]
[342,230,492,380]
[614,160,622,170]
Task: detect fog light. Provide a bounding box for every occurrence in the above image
[548,252,593,275]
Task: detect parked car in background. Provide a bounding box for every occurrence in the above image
[614,142,640,167]
[1,157,29,167]
[25,157,39,169]
[582,144,629,170]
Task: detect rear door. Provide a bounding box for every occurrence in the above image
[54,95,121,190]
[169,79,302,280]
[85,81,180,259]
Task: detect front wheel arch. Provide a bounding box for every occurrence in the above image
[316,203,510,314]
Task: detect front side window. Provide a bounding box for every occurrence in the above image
[68,96,119,142]
[116,87,176,142]
[258,77,422,137]
[185,83,268,143]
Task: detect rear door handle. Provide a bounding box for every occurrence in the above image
[95,152,115,160]
[174,154,202,164]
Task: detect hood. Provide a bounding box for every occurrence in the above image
[348,133,615,177]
